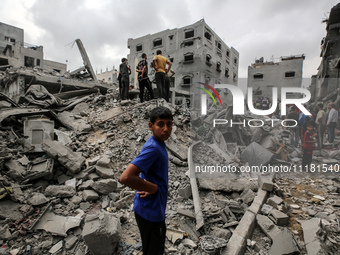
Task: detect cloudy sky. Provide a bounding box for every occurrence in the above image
[1,0,339,78]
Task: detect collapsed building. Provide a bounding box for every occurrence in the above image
[310,3,340,107]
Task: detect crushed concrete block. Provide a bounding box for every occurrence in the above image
[42,140,85,173]
[268,209,289,226]
[240,142,274,167]
[266,195,283,209]
[91,179,117,194]
[240,189,256,205]
[82,211,121,255]
[95,165,115,179]
[65,235,78,250]
[258,176,274,191]
[114,194,135,210]
[261,204,273,215]
[82,190,99,201]
[28,193,49,206]
[256,214,282,241]
[269,228,300,255]
[78,180,94,190]
[182,238,197,248]
[45,185,76,198]
[178,184,192,199]
[198,176,258,192]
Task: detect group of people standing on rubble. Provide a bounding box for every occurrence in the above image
[118,50,175,103]
[286,102,339,170]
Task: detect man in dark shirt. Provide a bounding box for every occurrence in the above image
[119,58,131,100]
[136,53,154,103]
[286,106,300,147]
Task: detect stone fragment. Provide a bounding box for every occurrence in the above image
[261,204,273,215]
[240,142,274,166]
[256,214,281,241]
[258,176,274,191]
[45,185,76,198]
[82,211,121,255]
[42,140,85,173]
[65,235,78,250]
[92,179,117,194]
[82,190,99,201]
[182,238,197,248]
[240,189,256,205]
[299,218,323,255]
[266,195,283,209]
[49,241,63,254]
[78,180,94,191]
[28,193,49,206]
[114,194,135,210]
[0,224,12,240]
[4,160,26,181]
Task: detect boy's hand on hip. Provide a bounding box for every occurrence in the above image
[137,179,158,197]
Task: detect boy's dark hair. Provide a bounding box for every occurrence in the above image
[121,58,127,63]
[156,50,162,55]
[317,103,323,108]
[142,53,146,58]
[150,106,173,123]
[307,122,315,127]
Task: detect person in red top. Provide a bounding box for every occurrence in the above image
[302,123,317,171]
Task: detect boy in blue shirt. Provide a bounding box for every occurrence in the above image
[120,106,173,255]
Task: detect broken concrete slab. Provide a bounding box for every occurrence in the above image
[258,175,274,191]
[268,228,300,255]
[256,214,282,241]
[91,179,117,194]
[42,140,85,173]
[299,218,323,255]
[45,185,76,198]
[240,142,274,167]
[82,211,121,255]
[240,189,256,205]
[57,111,91,132]
[34,206,81,236]
[178,184,192,199]
[95,154,114,178]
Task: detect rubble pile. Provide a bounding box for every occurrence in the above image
[0,79,340,254]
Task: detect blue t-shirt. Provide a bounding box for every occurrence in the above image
[131,135,168,222]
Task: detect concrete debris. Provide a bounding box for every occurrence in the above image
[268,228,300,255]
[268,209,289,226]
[82,211,121,255]
[42,140,85,173]
[240,142,274,167]
[45,185,76,198]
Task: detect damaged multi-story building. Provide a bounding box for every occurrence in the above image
[127,19,239,106]
[247,55,305,99]
[310,3,340,105]
[0,22,66,73]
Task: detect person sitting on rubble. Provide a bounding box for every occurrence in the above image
[120,106,173,255]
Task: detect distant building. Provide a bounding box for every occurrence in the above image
[0,22,66,73]
[96,68,118,84]
[310,3,340,103]
[127,19,239,106]
[247,55,305,99]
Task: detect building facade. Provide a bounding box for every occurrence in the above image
[0,22,66,73]
[247,55,305,99]
[127,19,239,106]
[96,68,119,84]
[310,3,340,103]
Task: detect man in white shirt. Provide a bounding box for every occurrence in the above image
[326,102,338,143]
[315,103,327,149]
